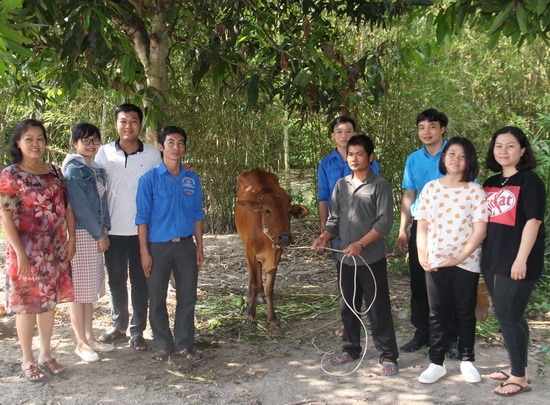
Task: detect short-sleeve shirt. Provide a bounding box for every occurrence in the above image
[415,179,487,273]
[482,170,546,280]
[135,163,205,242]
[95,139,161,236]
[402,141,447,217]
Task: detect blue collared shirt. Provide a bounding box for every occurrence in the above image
[317,148,380,202]
[402,140,447,217]
[135,163,205,242]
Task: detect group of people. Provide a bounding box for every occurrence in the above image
[312,109,546,398]
[0,104,204,382]
[0,106,545,398]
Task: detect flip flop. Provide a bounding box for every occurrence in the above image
[380,361,398,376]
[98,327,126,343]
[489,370,531,384]
[332,352,354,365]
[494,382,532,397]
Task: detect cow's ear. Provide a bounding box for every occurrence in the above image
[237,200,262,212]
[290,204,310,219]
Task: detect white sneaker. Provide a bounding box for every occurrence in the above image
[460,361,481,383]
[75,347,100,363]
[419,363,447,383]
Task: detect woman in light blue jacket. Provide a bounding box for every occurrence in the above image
[62,123,112,363]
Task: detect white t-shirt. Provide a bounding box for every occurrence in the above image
[95,141,161,236]
[415,179,488,273]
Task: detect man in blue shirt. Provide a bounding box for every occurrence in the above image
[398,109,457,356]
[136,126,205,363]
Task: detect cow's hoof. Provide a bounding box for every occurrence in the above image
[267,321,281,329]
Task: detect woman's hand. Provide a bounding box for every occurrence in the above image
[98,236,110,253]
[16,253,32,276]
[510,259,527,280]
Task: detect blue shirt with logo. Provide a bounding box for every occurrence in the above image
[136,163,205,242]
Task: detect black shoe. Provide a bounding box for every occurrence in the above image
[445,339,459,360]
[400,331,429,352]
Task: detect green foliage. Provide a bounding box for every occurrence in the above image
[475,315,500,343]
[527,274,550,317]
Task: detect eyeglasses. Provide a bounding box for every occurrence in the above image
[80,138,101,145]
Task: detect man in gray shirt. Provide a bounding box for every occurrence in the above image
[312,134,399,376]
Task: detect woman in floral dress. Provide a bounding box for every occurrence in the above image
[0,119,75,382]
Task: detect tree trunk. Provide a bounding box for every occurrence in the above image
[113,0,171,143]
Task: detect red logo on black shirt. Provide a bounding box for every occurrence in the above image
[485,186,519,226]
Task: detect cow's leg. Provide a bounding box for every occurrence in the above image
[245,258,262,321]
[264,268,279,327]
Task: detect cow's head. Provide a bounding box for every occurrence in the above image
[237,193,309,248]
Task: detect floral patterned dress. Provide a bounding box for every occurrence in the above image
[0,164,74,314]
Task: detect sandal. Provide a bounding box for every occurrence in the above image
[98,327,126,343]
[38,358,65,375]
[489,369,531,384]
[22,364,44,382]
[129,335,148,352]
[380,361,398,376]
[151,349,171,362]
[175,347,203,363]
[332,352,354,365]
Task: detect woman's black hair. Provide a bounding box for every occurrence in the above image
[71,123,101,144]
[8,119,48,164]
[438,136,478,182]
[485,126,537,173]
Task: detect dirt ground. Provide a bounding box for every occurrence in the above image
[0,230,549,405]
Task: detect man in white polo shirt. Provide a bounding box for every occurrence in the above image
[95,104,161,351]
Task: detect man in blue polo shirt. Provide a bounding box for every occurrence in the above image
[398,108,457,357]
[136,126,204,363]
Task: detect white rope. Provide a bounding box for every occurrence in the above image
[290,245,377,376]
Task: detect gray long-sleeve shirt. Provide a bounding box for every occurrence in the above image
[324,171,393,265]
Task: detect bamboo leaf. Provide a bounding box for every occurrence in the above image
[489,2,513,34]
[515,2,528,33]
[0,21,32,44]
[247,73,259,107]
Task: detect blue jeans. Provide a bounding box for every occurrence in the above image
[104,235,149,337]
[146,238,198,351]
[483,268,537,378]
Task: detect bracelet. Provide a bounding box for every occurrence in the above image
[357,239,364,249]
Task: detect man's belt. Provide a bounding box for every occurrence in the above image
[170,235,193,242]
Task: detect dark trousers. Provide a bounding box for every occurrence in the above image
[409,221,458,340]
[146,238,198,351]
[483,268,536,378]
[340,258,399,364]
[104,235,148,336]
[408,221,430,333]
[426,266,479,365]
